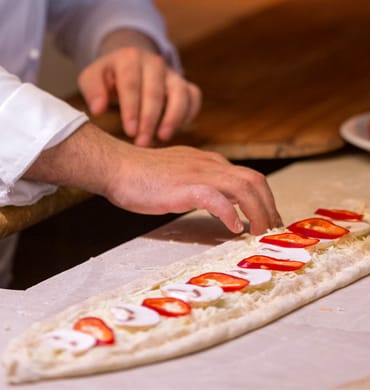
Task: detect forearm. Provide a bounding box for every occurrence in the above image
[23,122,282,234]
[23,123,121,197]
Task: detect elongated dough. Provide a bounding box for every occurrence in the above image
[3,225,370,384]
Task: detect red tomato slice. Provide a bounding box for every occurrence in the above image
[73,317,115,346]
[142,297,191,317]
[187,272,249,292]
[237,255,305,272]
[287,218,349,239]
[314,208,363,221]
[259,232,319,248]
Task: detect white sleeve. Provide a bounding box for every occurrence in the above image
[0,67,88,206]
[47,0,181,71]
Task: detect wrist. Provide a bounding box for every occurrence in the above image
[98,28,159,57]
[23,123,123,198]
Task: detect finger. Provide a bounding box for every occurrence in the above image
[255,177,283,227]
[115,48,142,138]
[135,55,166,147]
[232,184,270,235]
[210,169,271,235]
[232,167,283,229]
[171,185,244,234]
[78,63,110,115]
[157,72,189,142]
[183,82,202,125]
[105,68,119,103]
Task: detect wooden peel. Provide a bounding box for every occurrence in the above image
[0,187,91,239]
[166,0,370,158]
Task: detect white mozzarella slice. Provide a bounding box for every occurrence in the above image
[111,304,160,328]
[161,283,223,305]
[42,329,96,354]
[256,243,311,263]
[314,238,337,249]
[227,269,272,286]
[331,220,370,237]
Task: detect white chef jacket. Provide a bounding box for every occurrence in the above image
[0,0,180,207]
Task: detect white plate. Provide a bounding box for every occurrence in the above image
[340,112,370,152]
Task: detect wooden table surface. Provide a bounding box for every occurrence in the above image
[1,0,370,237]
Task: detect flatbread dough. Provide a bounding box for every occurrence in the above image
[3,214,370,384]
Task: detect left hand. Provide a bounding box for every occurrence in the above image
[78,30,201,147]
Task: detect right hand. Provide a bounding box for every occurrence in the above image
[25,123,282,235]
[104,141,282,235]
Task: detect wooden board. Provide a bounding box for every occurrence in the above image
[155,0,285,47]
[0,188,91,239]
[166,0,370,158]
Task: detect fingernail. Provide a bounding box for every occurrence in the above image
[125,120,137,137]
[235,220,244,233]
[135,134,150,147]
[158,126,172,141]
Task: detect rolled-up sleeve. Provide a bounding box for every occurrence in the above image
[0,67,88,206]
[47,0,181,71]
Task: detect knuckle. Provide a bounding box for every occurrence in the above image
[140,116,156,132]
[198,149,220,162]
[119,46,141,60]
[251,171,267,186]
[122,77,140,94]
[146,86,164,102]
[235,167,267,186]
[167,72,184,88]
[188,184,214,204]
[226,174,254,196]
[175,145,197,155]
[149,53,165,68]
[188,83,202,100]
[234,179,250,195]
[206,151,226,162]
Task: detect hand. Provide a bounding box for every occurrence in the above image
[25,123,282,235]
[78,29,201,147]
[104,142,282,235]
